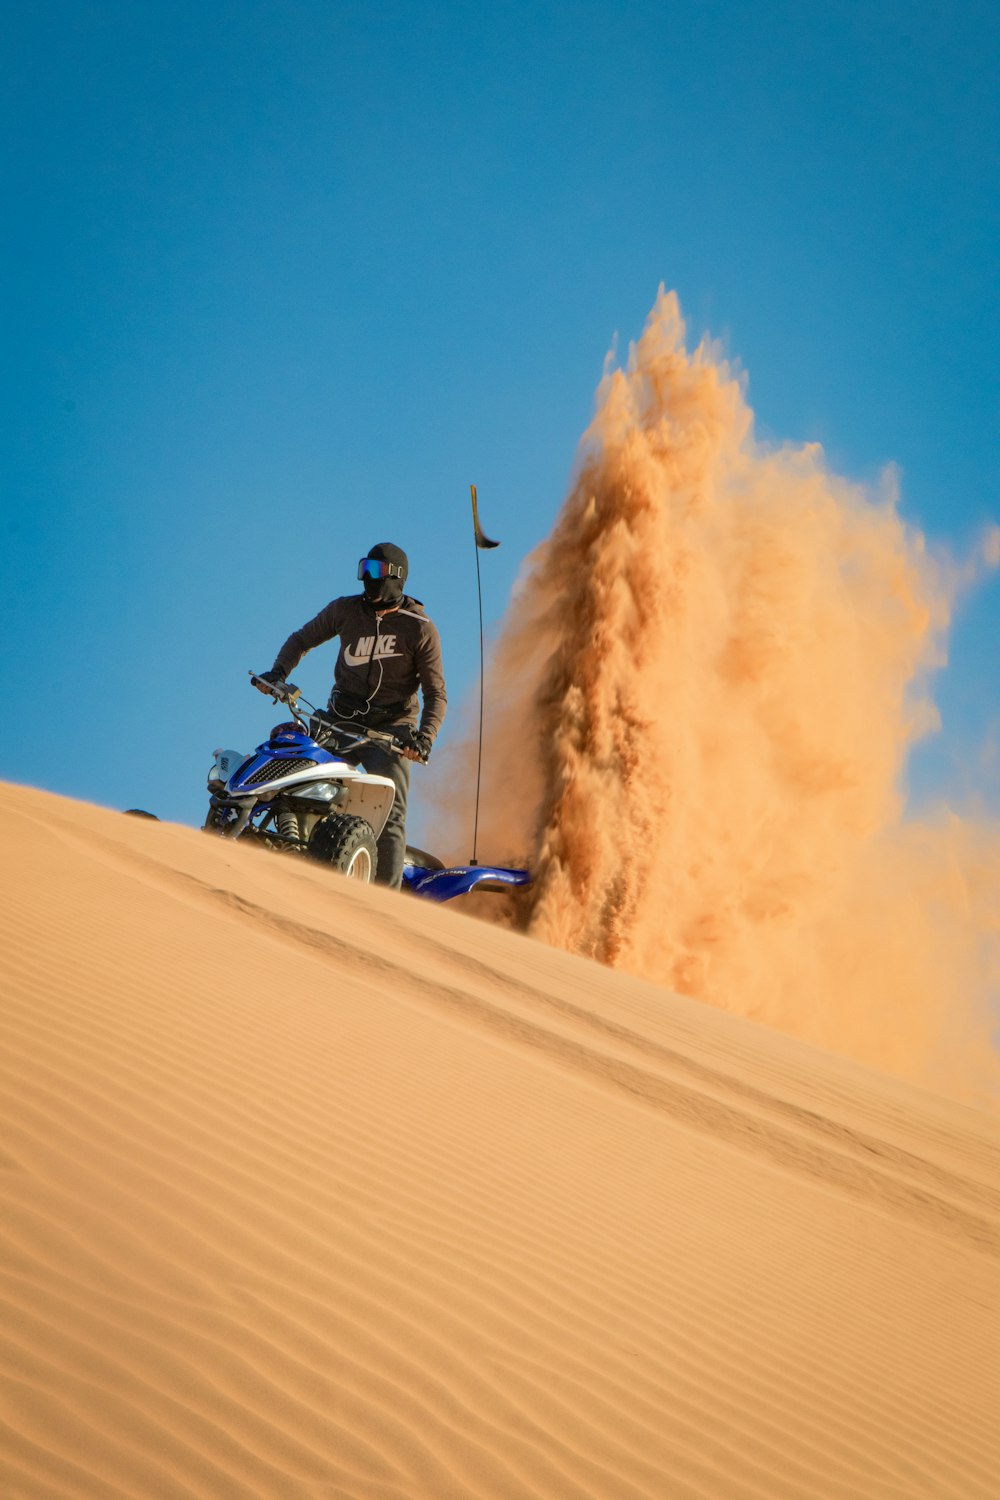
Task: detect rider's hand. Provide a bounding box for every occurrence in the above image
[399,728,432,764]
[253,669,286,697]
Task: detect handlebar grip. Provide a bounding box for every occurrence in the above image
[249,671,301,705]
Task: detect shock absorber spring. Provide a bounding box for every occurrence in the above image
[276,808,301,845]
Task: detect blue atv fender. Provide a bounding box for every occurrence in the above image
[402,847,531,902]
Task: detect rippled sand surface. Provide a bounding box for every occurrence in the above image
[2,782,999,1499]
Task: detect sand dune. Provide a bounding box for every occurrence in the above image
[2,781,999,1499]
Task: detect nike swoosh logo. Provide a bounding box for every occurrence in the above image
[343,642,404,666]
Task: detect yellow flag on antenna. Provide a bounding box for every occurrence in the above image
[471,484,500,549]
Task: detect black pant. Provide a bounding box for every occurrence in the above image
[352,734,411,890]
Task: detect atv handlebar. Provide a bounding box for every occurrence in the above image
[248,672,428,763]
[317,721,429,765]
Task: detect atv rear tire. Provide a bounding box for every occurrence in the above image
[309,813,378,882]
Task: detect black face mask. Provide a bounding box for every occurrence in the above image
[362,575,404,608]
[360,542,408,609]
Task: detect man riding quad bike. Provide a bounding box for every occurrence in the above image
[253,542,445,889]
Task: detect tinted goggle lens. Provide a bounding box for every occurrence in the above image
[358,558,401,581]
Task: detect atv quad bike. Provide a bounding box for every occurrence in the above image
[195,674,531,898]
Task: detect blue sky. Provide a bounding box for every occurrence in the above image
[2,0,998,839]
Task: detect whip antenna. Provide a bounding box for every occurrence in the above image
[470,483,499,865]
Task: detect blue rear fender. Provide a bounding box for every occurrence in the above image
[403,863,532,902]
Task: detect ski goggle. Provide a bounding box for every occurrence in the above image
[358,557,404,581]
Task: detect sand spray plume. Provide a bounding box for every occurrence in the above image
[435,289,1000,1107]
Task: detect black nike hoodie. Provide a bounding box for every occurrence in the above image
[272,594,447,742]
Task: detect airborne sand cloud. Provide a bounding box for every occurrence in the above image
[437,290,1000,1108]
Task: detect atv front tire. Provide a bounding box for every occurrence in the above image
[309,813,378,882]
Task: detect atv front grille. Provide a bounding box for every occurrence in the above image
[243,756,317,786]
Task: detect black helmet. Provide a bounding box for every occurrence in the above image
[358,542,408,608]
